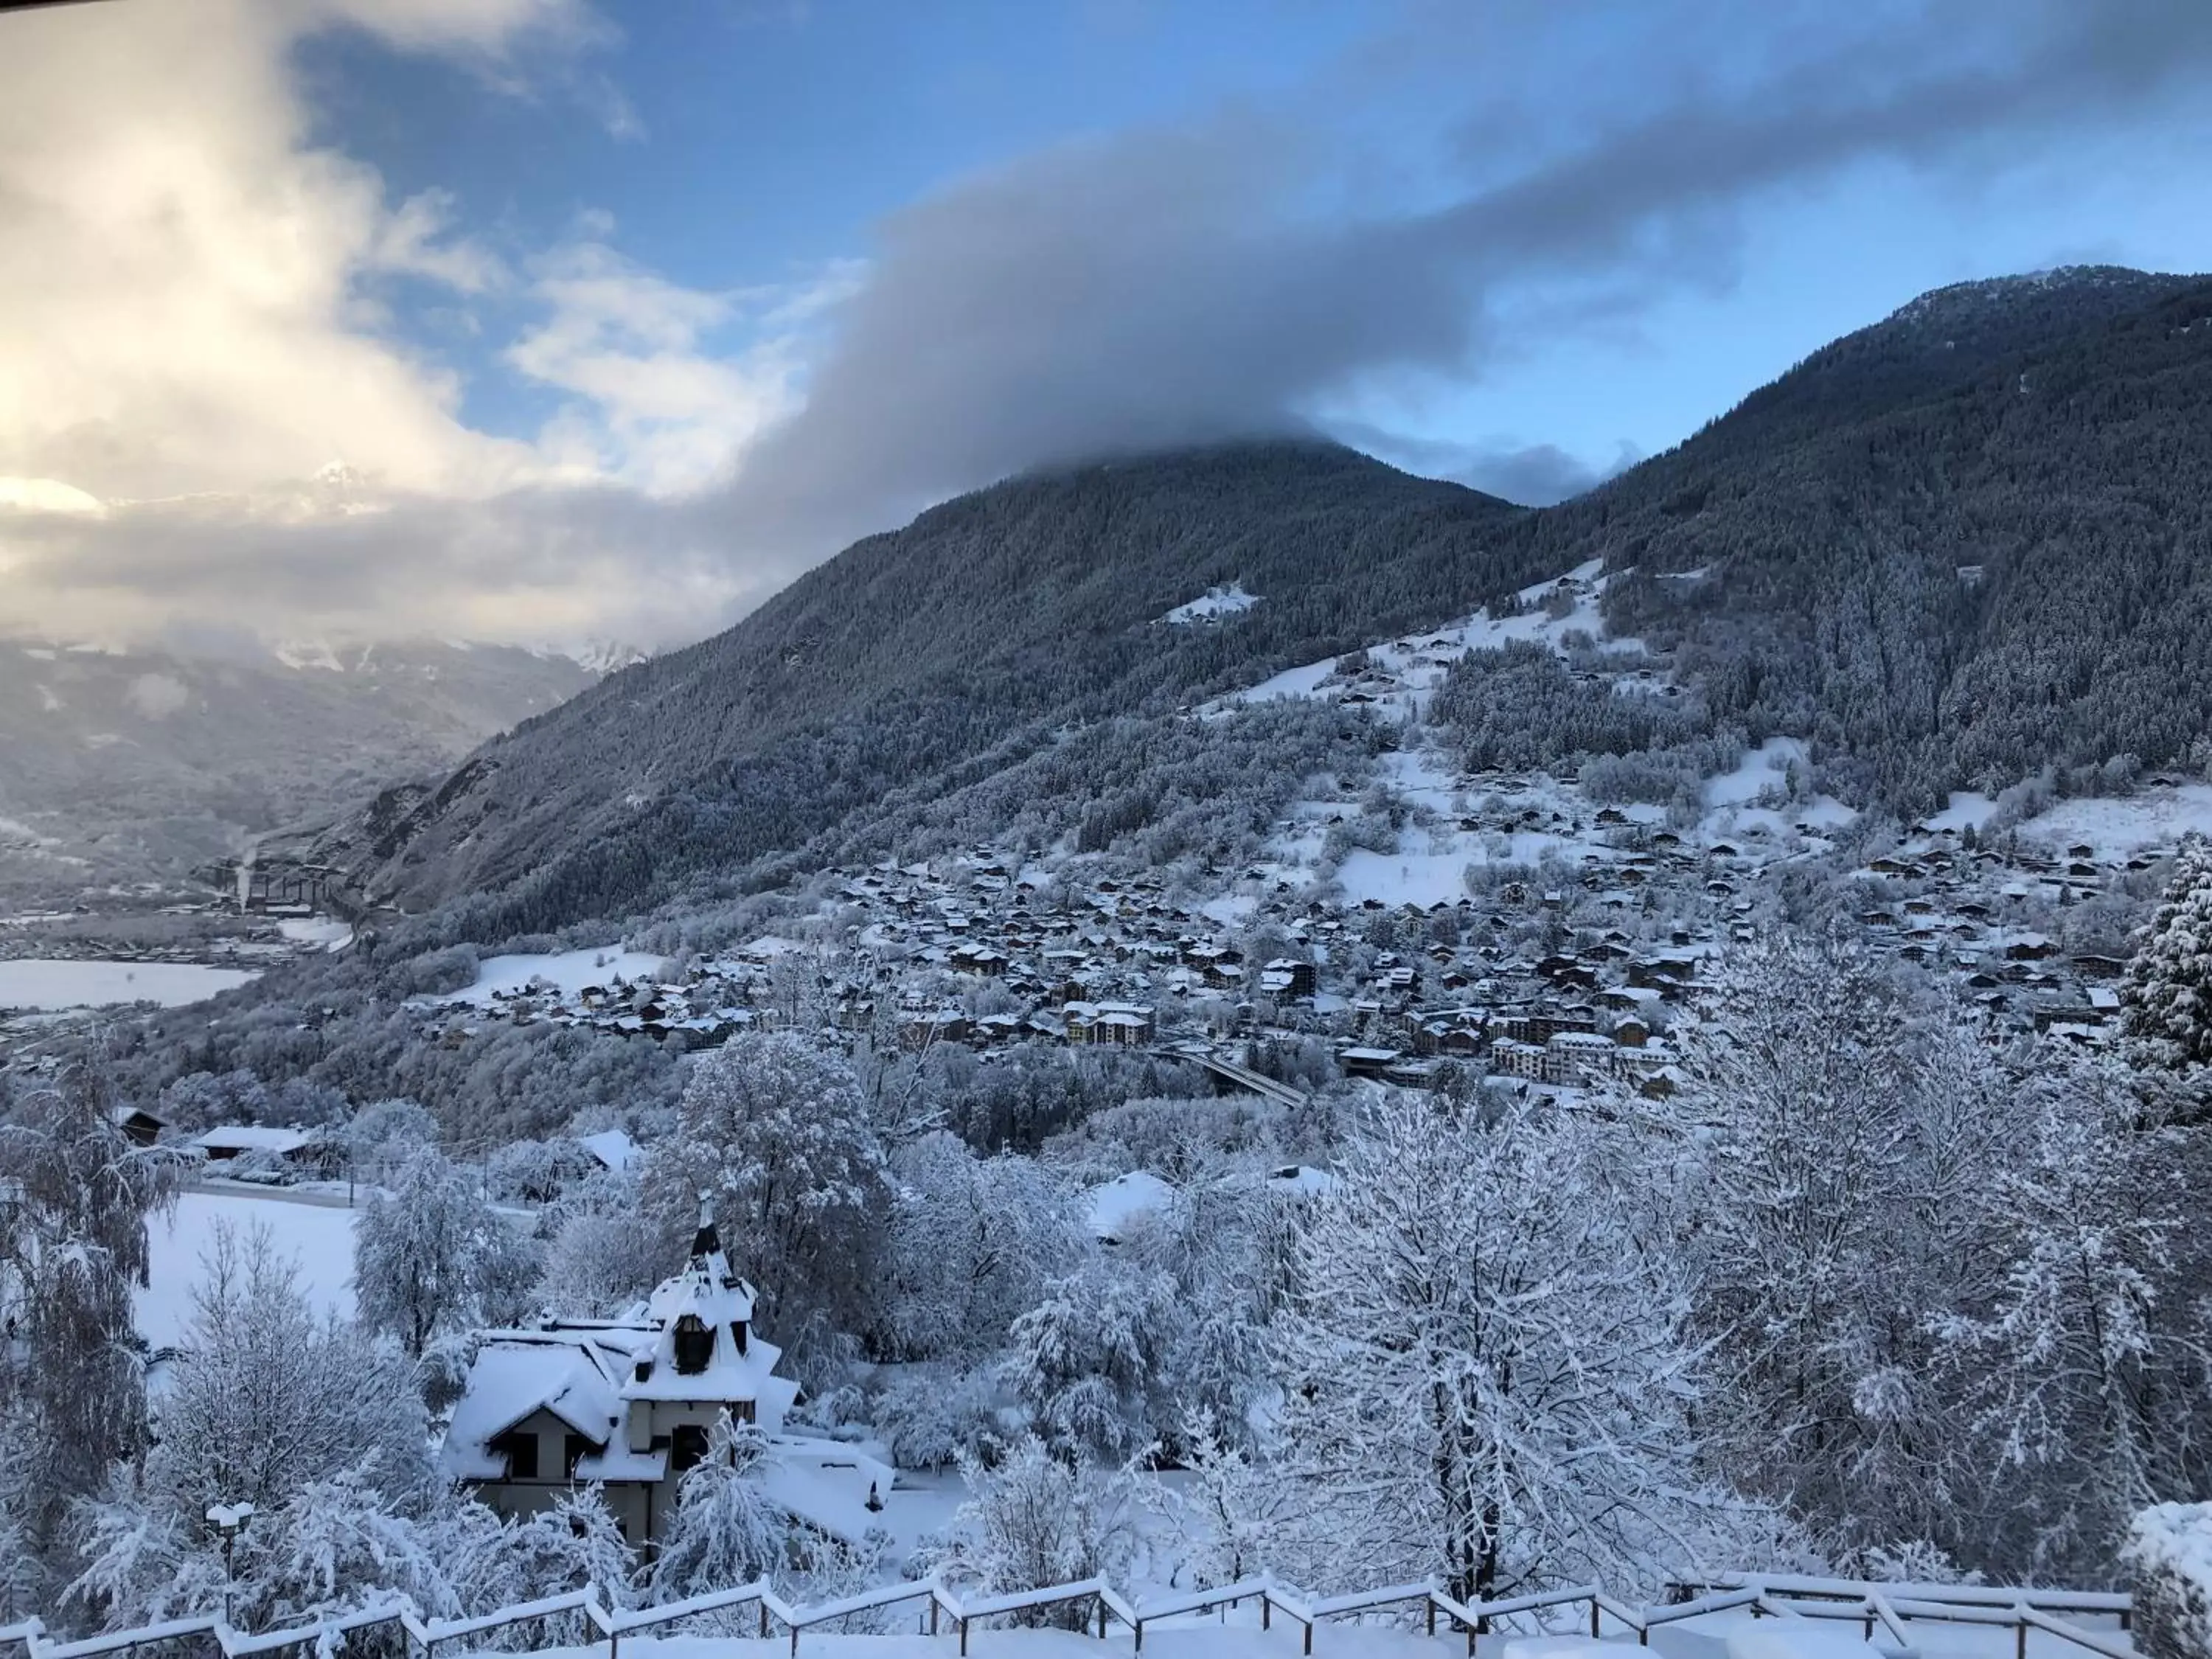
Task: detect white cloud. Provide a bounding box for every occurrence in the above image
[507,236,818,494]
[0,0,788,646]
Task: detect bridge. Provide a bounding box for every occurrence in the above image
[1152,1043,1310,1108]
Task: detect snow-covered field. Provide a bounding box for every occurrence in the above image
[0,958,257,1010]
[278,917,355,951]
[1231,559,1644,715]
[1163,584,1260,624]
[2018,782,2212,858]
[137,1189,360,1348]
[442,946,668,1007]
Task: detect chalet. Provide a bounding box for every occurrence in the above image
[1259,959,1318,1000]
[438,1213,889,1549]
[110,1104,167,1148]
[191,1124,315,1165]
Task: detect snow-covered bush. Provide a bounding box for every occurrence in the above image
[925,1436,1136,1621]
[2129,1504,2212,1659]
[872,1362,1006,1472]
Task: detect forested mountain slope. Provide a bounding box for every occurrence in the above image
[336,444,1531,928]
[1560,267,2212,802]
[344,265,2212,934]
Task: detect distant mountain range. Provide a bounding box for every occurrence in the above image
[0,637,634,902]
[321,265,2212,934]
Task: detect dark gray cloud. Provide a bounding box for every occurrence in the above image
[705,0,2212,589]
[1324,421,1643,507]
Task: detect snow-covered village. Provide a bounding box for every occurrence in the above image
[11,9,2212,1659]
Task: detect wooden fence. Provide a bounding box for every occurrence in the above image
[0,1571,2137,1659]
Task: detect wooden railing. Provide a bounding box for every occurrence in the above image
[0,1570,2137,1659]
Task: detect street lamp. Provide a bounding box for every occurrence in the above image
[206,1502,254,1622]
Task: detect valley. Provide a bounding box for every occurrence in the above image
[9,265,2212,1648]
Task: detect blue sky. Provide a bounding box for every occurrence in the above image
[4,0,2211,645]
[313,0,2212,501]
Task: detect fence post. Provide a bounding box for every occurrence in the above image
[2015,1618,2028,1659]
[1590,1599,1601,1639]
[1135,1618,1145,1652]
[1303,1616,1313,1656]
[759,1602,770,1639]
[931,1600,940,1637]
[1262,1598,1271,1632]
[1426,1598,1436,1637]
[959,1616,970,1658]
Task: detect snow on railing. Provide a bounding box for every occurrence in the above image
[0,1570,2140,1659]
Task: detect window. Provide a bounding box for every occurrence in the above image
[669,1424,710,1472]
[565,1433,594,1478]
[672,1313,713,1374]
[493,1429,539,1481]
[731,1398,756,1424]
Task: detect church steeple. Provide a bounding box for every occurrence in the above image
[689,1192,720,1263]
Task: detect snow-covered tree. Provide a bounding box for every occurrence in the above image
[931,1435,1136,1621]
[1670,934,2004,1557]
[1002,1261,1180,1463]
[344,1098,439,1186]
[644,1033,891,1365]
[2121,836,2212,1117]
[354,1146,538,1357]
[1936,1049,2212,1581]
[536,1168,675,1318]
[646,1414,794,1601]
[137,1223,430,1524]
[1267,1088,1751,1601]
[1150,1412,1287,1588]
[0,1062,179,1565]
[466,1486,636,1617]
[881,1133,1082,1359]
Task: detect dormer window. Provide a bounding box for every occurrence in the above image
[672,1312,714,1374]
[730,1320,748,1357]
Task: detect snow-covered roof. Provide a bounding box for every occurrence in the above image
[1088,1170,1175,1240]
[577,1128,638,1173]
[192,1124,310,1155]
[441,1215,799,1487]
[755,1436,897,1547]
[439,1327,636,1482]
[622,1216,797,1427]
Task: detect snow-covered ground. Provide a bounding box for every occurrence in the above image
[137,1189,360,1349]
[1163,585,1260,624]
[1702,739,1857,841]
[2017,782,2212,859]
[1922,792,1998,833]
[442,946,668,1007]
[278,917,355,951]
[1231,559,1644,716]
[0,958,257,1010]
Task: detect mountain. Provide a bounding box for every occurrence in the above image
[337,265,2212,935]
[1530,264,2212,803]
[0,639,611,900]
[326,441,1534,927]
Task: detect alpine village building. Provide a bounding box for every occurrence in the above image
[437,1209,891,1551]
